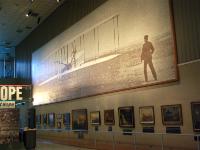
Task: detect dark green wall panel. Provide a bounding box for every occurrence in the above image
[172,0,200,63]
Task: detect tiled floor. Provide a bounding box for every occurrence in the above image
[0,140,93,150]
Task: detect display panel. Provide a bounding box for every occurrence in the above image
[32,0,178,105]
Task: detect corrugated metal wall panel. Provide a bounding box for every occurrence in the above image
[173,0,200,63]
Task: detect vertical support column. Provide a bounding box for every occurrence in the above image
[197,135,200,150]
[133,133,136,150]
[94,130,97,149]
[4,56,6,78]
[14,57,16,78]
[161,134,164,150]
[112,132,115,150]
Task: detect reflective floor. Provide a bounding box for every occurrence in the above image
[0,140,93,150]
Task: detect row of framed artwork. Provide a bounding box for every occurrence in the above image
[36,102,200,132]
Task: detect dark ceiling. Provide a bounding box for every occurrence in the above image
[0,0,65,59]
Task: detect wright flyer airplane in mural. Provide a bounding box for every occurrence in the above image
[32,0,178,105]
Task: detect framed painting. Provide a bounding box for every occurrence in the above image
[191,102,200,132]
[36,114,41,125]
[104,109,115,125]
[63,113,70,125]
[90,111,101,125]
[48,113,55,127]
[57,113,62,120]
[118,106,135,128]
[42,114,47,125]
[161,104,183,125]
[139,106,155,125]
[72,109,88,130]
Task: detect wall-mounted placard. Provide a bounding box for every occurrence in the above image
[166,127,181,134]
[143,127,154,133]
[108,126,112,132]
[123,129,132,135]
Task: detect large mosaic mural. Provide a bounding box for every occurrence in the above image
[32,0,178,105]
[0,109,19,144]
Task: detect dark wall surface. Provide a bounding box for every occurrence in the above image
[15,0,200,83]
[172,0,200,63]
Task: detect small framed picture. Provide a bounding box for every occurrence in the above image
[90,111,101,125]
[57,113,62,120]
[36,114,41,125]
[191,102,200,132]
[63,113,70,125]
[42,114,47,125]
[139,106,155,125]
[118,106,135,128]
[161,104,183,125]
[48,113,55,127]
[104,109,115,125]
[72,109,88,130]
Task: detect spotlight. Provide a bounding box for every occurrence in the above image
[57,0,61,3]
[25,10,32,17]
[25,9,39,17]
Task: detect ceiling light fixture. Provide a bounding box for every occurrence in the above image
[25,10,32,17]
[25,9,39,18]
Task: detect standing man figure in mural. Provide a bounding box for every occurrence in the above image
[141,35,157,82]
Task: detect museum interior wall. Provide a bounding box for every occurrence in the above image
[36,61,200,149]
[15,0,200,149]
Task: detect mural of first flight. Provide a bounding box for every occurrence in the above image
[32,0,177,105]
